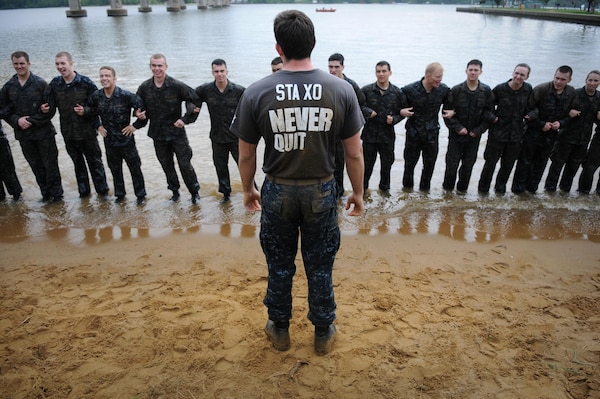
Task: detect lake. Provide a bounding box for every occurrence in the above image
[0,3,599,244]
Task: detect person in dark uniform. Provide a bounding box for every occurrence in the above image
[443,59,495,193]
[232,10,364,356]
[546,70,600,193]
[328,52,365,198]
[478,63,532,194]
[400,62,453,191]
[1,50,61,202]
[193,59,245,203]
[512,65,580,194]
[360,61,404,191]
[83,66,146,204]
[0,122,22,201]
[578,123,600,195]
[134,54,201,203]
[271,57,283,73]
[45,51,109,199]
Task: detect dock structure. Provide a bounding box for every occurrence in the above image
[66,0,230,17]
[456,7,600,26]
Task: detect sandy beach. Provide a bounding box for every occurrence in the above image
[0,232,598,398]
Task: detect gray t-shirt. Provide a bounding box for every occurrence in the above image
[231,69,364,179]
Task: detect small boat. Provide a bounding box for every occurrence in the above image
[316,7,336,12]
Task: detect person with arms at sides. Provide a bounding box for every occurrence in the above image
[0,50,61,202]
[193,59,245,203]
[360,61,404,192]
[400,62,453,191]
[478,63,532,194]
[443,59,495,193]
[512,65,580,194]
[231,9,364,356]
[328,52,365,198]
[82,66,147,205]
[578,121,600,195]
[0,121,22,202]
[546,70,600,193]
[44,51,108,199]
[271,57,283,73]
[134,53,201,203]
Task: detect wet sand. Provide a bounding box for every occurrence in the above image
[1,230,599,398]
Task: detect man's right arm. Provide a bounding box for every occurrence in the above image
[342,132,364,216]
[238,138,261,212]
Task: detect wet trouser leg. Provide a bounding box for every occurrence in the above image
[81,138,109,194]
[559,144,586,192]
[478,139,502,193]
[362,142,378,190]
[402,137,420,188]
[64,138,91,196]
[260,178,339,327]
[0,137,22,197]
[212,140,237,197]
[443,140,463,190]
[154,139,180,192]
[378,141,395,191]
[578,139,600,193]
[121,140,146,198]
[495,141,520,193]
[456,139,480,192]
[419,140,438,190]
[528,140,554,193]
[172,137,200,195]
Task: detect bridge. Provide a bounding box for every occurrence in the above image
[66,0,231,17]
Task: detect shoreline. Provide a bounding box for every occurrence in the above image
[456,6,600,25]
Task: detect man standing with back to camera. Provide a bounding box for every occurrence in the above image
[231,10,365,356]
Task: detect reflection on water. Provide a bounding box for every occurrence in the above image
[1,185,599,244]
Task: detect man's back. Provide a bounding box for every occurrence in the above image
[232,68,363,180]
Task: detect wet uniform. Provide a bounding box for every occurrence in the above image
[47,72,108,197]
[194,80,245,198]
[87,86,146,200]
[545,86,600,192]
[512,81,579,194]
[443,80,495,192]
[1,72,62,200]
[0,122,22,200]
[401,78,450,190]
[134,75,200,198]
[360,81,404,190]
[478,79,532,194]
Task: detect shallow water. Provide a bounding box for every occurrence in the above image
[0,4,599,244]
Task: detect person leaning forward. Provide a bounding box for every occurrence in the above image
[134,53,201,203]
[44,51,109,199]
[231,9,365,356]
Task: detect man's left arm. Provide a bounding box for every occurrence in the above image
[238,138,261,212]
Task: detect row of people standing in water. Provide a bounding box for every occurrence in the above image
[331,56,600,197]
[0,51,599,204]
[0,51,246,204]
